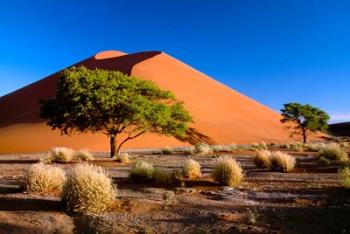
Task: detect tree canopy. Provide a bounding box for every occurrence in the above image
[40,66,192,157]
[280,103,329,143]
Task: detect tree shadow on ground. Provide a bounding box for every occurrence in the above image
[0,222,40,234]
[0,159,39,164]
[176,127,215,145]
[0,196,62,211]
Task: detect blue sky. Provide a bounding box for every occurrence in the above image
[1,0,349,123]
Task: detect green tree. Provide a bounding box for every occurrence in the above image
[40,66,192,157]
[280,103,329,143]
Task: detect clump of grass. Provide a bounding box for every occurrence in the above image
[47,147,74,163]
[162,191,176,206]
[339,167,350,188]
[287,142,304,152]
[183,147,195,155]
[183,159,202,179]
[74,149,94,162]
[195,143,213,156]
[161,147,173,155]
[153,168,175,185]
[24,163,66,194]
[253,150,272,169]
[211,144,237,152]
[212,156,244,187]
[114,152,130,163]
[252,142,268,150]
[62,163,116,213]
[319,156,331,165]
[318,143,348,162]
[270,151,296,172]
[340,142,349,149]
[306,142,326,152]
[129,161,155,182]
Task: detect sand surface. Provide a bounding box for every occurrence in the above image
[0,150,349,233]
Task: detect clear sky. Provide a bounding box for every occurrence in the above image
[1,0,349,123]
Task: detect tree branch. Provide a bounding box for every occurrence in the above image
[116,130,146,153]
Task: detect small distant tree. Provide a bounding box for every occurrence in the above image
[40,66,192,157]
[280,103,329,143]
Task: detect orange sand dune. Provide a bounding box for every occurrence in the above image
[0,50,294,153]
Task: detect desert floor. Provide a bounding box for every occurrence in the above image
[0,150,349,234]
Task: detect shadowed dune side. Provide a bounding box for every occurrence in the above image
[328,122,350,137]
[0,50,296,153]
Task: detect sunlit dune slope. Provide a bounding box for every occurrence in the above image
[0,50,293,153]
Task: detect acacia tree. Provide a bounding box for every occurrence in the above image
[40,66,192,157]
[280,103,329,143]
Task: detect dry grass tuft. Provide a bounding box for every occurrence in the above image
[183,147,195,155]
[114,152,130,163]
[211,144,237,152]
[24,163,66,194]
[253,150,272,169]
[161,147,173,155]
[252,142,268,150]
[74,149,94,162]
[129,161,155,181]
[270,151,296,172]
[47,147,74,163]
[153,168,175,185]
[183,159,202,179]
[317,143,348,162]
[195,143,213,156]
[62,163,116,213]
[339,167,350,188]
[212,156,244,187]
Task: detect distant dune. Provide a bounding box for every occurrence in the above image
[328,122,350,137]
[0,50,295,153]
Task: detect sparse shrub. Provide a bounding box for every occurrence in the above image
[307,142,326,152]
[319,156,331,165]
[114,152,130,163]
[24,163,66,194]
[74,149,94,162]
[270,151,296,172]
[153,168,174,185]
[183,147,195,155]
[162,191,176,206]
[62,163,116,213]
[211,144,238,152]
[240,144,256,151]
[183,159,202,179]
[195,143,213,156]
[212,156,244,187]
[340,142,349,149]
[254,150,272,169]
[251,142,268,150]
[161,147,173,155]
[48,147,74,163]
[317,143,348,162]
[287,142,304,152]
[339,167,350,188]
[129,161,155,181]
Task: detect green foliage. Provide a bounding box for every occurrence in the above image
[339,167,350,188]
[281,103,329,143]
[40,66,192,157]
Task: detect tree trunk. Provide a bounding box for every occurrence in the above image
[302,129,307,144]
[110,134,116,158]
